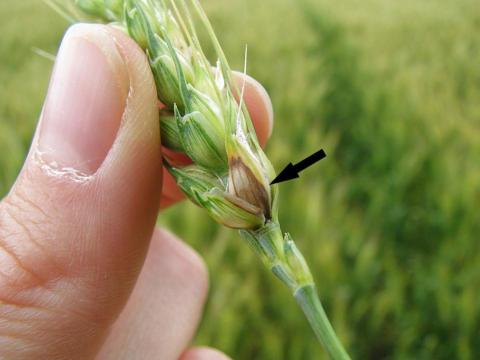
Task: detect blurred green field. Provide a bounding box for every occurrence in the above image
[1,0,480,358]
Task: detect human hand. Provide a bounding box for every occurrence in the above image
[0,24,273,359]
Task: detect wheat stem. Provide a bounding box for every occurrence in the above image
[295,285,350,360]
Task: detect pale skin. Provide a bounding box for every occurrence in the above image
[0,24,273,359]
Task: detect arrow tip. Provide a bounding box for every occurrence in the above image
[270,163,299,185]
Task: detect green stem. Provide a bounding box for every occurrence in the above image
[295,284,350,360]
[241,224,350,358]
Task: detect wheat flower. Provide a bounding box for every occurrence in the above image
[66,0,351,358]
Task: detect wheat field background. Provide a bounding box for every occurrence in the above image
[1,0,479,359]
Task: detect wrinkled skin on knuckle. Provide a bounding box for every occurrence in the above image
[0,166,152,357]
[0,165,88,285]
[0,194,59,299]
[0,179,92,356]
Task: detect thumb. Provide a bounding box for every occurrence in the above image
[0,24,161,358]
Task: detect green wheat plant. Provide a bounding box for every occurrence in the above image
[53,0,351,358]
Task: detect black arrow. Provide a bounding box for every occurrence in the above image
[270,149,327,185]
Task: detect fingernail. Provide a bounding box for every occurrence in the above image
[245,74,274,133]
[38,24,129,175]
[232,72,274,147]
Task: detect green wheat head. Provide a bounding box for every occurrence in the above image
[77,0,279,232]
